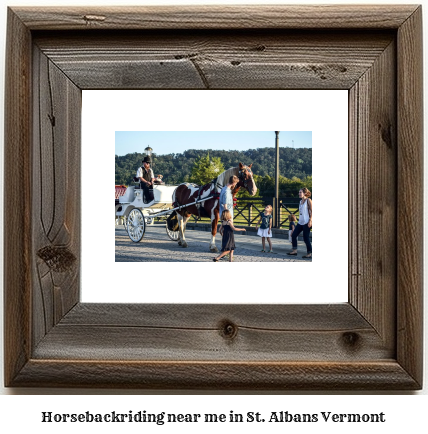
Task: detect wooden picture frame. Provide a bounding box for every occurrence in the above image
[4,5,423,389]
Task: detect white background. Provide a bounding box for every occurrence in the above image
[0,0,427,430]
[82,90,348,304]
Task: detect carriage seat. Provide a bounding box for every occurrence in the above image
[118,186,136,204]
[133,176,142,189]
[131,177,156,204]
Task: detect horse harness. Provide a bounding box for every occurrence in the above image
[195,179,220,219]
[172,166,252,221]
[238,166,252,189]
[214,168,252,191]
[173,180,220,219]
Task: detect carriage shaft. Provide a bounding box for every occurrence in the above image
[147,195,216,218]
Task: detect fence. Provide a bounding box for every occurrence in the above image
[115,185,307,230]
[189,197,302,229]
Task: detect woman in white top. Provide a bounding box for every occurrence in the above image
[287,188,312,258]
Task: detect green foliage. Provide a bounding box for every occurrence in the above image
[189,153,225,185]
[115,147,312,197]
[255,174,312,197]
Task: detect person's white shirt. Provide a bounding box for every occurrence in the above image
[136,166,154,181]
[298,199,310,225]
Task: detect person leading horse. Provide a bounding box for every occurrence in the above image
[172,163,257,252]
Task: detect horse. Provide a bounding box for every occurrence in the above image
[171,163,257,252]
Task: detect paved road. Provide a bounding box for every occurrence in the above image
[116,224,311,262]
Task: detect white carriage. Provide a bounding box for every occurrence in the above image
[116,179,220,243]
[115,183,180,242]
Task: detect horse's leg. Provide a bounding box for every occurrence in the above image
[176,212,184,246]
[209,207,219,252]
[180,214,191,248]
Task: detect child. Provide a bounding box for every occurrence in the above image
[255,205,273,253]
[288,214,297,246]
[213,210,246,262]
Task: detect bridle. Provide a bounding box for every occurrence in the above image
[238,166,253,189]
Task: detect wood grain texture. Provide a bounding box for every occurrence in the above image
[32,304,390,362]
[4,8,32,388]
[349,40,397,351]
[34,31,394,90]
[32,47,81,348]
[60,303,370,329]
[396,6,423,387]
[12,361,419,390]
[4,5,423,390]
[12,5,419,30]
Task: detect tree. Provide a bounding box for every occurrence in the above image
[115,147,312,189]
[189,153,225,185]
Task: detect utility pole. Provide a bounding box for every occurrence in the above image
[274,131,280,228]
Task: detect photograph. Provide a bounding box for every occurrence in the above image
[114,131,313,263]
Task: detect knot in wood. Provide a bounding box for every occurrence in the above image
[37,245,76,272]
[378,123,393,149]
[219,320,238,340]
[341,332,361,350]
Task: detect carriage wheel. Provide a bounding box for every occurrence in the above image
[127,208,145,242]
[166,223,179,241]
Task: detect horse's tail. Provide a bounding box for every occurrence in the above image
[167,210,179,231]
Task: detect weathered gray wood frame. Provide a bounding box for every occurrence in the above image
[4,5,423,389]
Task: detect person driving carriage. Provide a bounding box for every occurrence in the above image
[136,156,162,203]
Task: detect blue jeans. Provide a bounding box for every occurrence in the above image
[292,223,312,254]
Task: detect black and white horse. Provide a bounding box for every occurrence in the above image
[172,163,257,251]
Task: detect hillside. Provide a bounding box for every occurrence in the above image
[115,147,312,189]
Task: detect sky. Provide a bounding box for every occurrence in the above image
[115,131,312,156]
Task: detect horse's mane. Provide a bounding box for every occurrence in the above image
[215,166,239,191]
